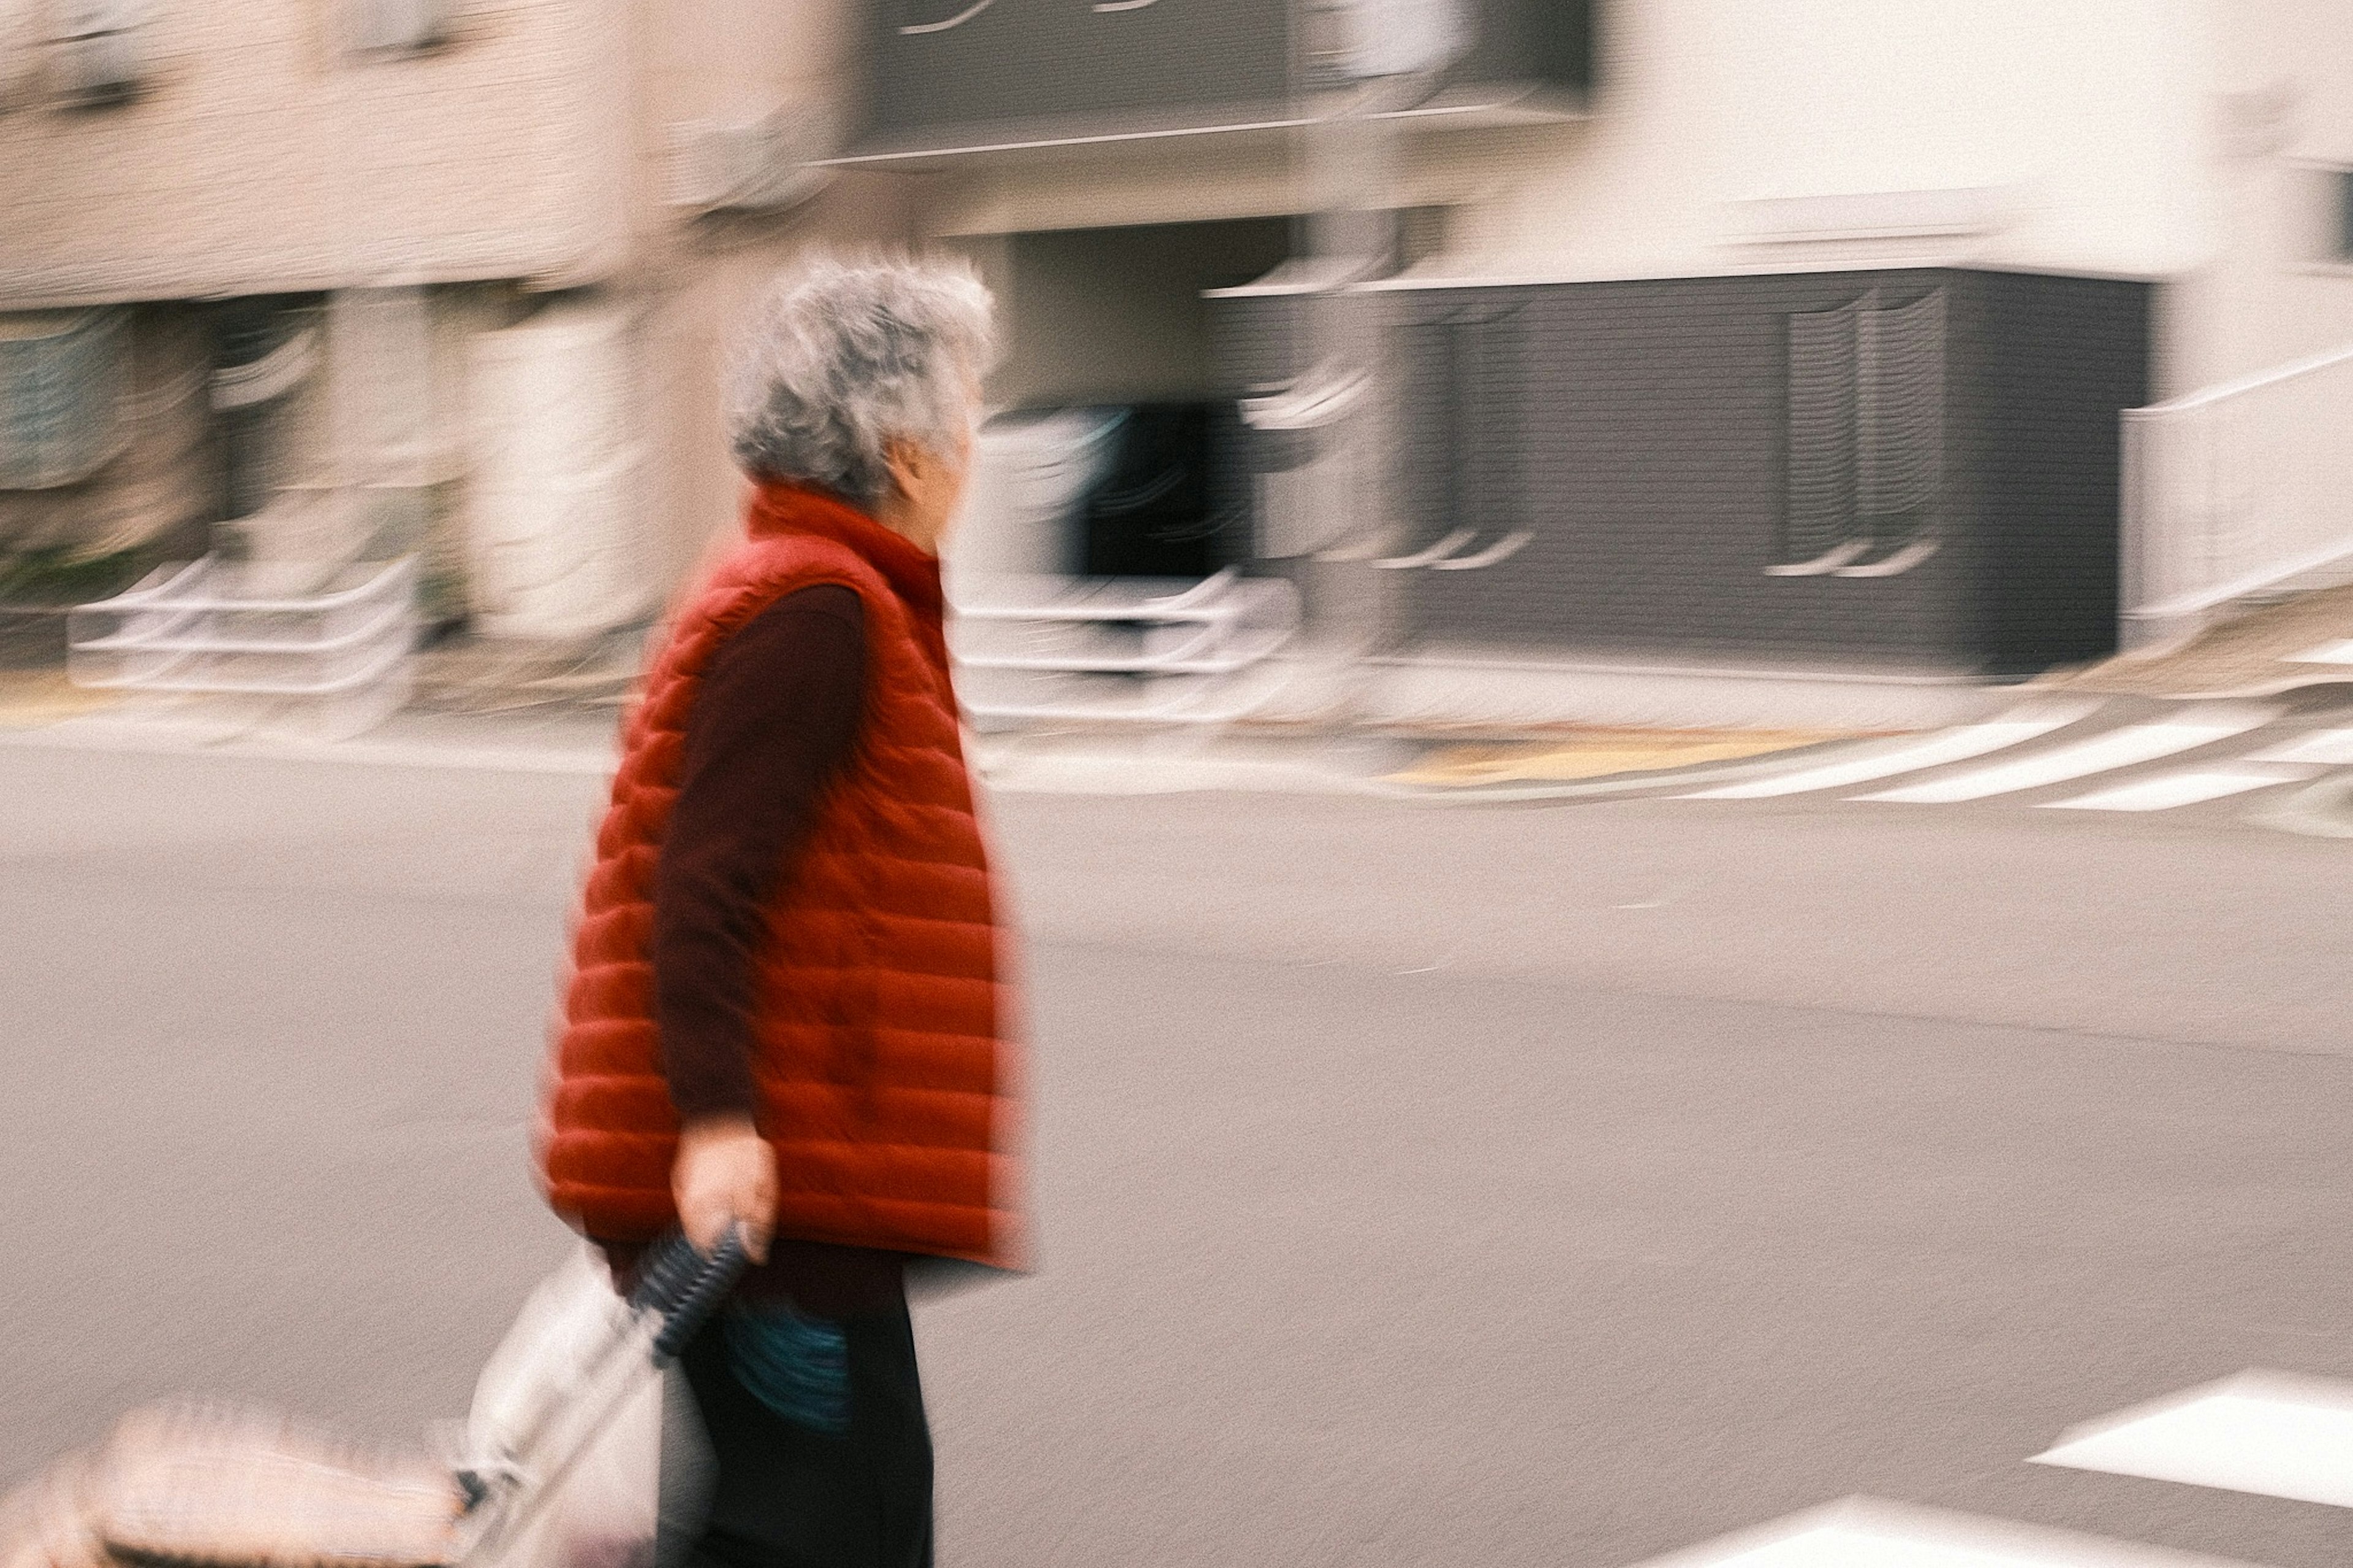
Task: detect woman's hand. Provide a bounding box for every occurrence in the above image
[673,1115,777,1262]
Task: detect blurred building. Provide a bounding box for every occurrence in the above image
[5,1,2352,724]
[883,0,2353,720]
[0,0,903,681]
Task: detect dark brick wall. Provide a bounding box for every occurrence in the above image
[1972,273,2149,672]
[1207,291,1306,400]
[863,0,1290,143]
[1213,268,2151,673]
[858,0,1594,153]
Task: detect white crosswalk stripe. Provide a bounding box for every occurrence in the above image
[1626,1370,2353,1567]
[1855,708,2275,805]
[1679,705,2097,800]
[2041,765,2319,812]
[2031,1371,2353,1510]
[1628,1499,2261,1567]
[2245,727,2353,765]
[1657,701,2353,820]
[1654,697,2353,823]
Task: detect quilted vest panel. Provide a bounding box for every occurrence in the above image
[536,483,1023,1268]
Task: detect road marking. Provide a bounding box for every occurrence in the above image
[2246,727,2353,765]
[1680,705,2095,800]
[2041,765,2318,812]
[0,722,616,776]
[2033,1370,2353,1510]
[1855,708,2273,804]
[1628,1499,2261,1568]
[2287,639,2353,665]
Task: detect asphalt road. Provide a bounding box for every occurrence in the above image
[2,737,2351,1567]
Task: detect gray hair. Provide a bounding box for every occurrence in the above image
[726,252,996,507]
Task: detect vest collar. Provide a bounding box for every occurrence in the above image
[746,480,944,620]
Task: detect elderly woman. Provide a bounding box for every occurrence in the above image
[535,254,1021,1568]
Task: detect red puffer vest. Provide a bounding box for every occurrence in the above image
[535,482,1022,1268]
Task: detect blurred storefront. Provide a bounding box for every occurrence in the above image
[0,0,905,710]
[4,1,2352,727]
[879,0,2353,721]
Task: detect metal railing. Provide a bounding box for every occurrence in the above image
[2121,341,2353,651]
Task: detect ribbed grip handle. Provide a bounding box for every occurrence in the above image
[625,1233,703,1314]
[652,1230,751,1362]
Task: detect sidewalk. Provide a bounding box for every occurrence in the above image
[0,676,619,776]
[0,670,119,731]
[0,658,1987,797]
[1379,725,1881,789]
[2041,581,2353,699]
[0,677,1901,799]
[965,719,1903,800]
[973,653,2016,795]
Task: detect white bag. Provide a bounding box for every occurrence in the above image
[466,1248,662,1568]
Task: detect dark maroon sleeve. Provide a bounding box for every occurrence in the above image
[654,583,866,1126]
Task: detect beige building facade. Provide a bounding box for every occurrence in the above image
[892,0,2353,706]
[0,0,901,649]
[6,0,2353,703]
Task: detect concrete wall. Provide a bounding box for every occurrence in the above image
[0,0,632,306]
[0,0,920,604]
[1447,0,2215,284]
[615,0,934,591]
[1363,270,2150,673]
[927,1,2217,277]
[921,0,2353,404]
[626,169,922,591]
[2159,0,2353,392]
[10,0,2346,627]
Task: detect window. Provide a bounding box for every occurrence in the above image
[1775,289,1946,577]
[0,309,130,491]
[343,0,446,57]
[47,0,150,105]
[2337,169,2353,264]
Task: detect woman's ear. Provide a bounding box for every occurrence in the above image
[881,437,919,502]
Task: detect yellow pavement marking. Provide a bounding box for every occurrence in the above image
[1390,727,1871,787]
[0,672,117,729]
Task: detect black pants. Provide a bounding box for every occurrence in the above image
[675,1300,933,1568]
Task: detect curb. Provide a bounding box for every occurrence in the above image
[969,727,1910,803]
[2040,672,2353,705]
[0,718,616,777]
[2251,773,2353,839]
[0,707,1997,801]
[27,689,2323,809]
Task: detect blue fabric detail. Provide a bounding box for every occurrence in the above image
[722,1306,852,1436]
